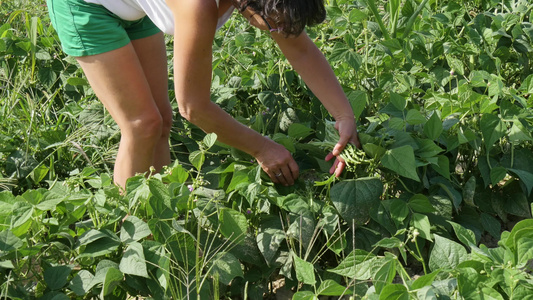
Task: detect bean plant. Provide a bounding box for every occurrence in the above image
[1,0,533,299]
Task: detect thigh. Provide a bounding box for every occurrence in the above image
[131,32,172,122]
[47,0,130,57]
[76,43,160,134]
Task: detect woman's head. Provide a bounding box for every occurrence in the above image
[233,0,326,36]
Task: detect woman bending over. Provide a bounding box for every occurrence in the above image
[47,0,360,188]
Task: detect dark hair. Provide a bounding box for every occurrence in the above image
[232,0,326,36]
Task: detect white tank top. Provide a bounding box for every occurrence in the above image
[83,0,234,34]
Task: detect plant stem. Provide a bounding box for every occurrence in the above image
[414,238,428,275]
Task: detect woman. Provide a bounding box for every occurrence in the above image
[47,0,359,188]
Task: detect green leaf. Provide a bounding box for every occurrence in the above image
[457,267,482,299]
[148,178,173,218]
[89,260,118,286]
[390,199,409,227]
[411,270,443,290]
[428,234,468,271]
[448,221,477,248]
[210,252,243,285]
[38,67,57,87]
[481,287,505,300]
[227,169,251,193]
[189,150,205,171]
[0,230,24,253]
[381,146,420,181]
[408,194,435,213]
[416,286,439,299]
[488,77,504,97]
[517,237,533,266]
[509,121,533,143]
[220,208,248,244]
[480,213,501,240]
[348,8,368,22]
[508,169,533,196]
[374,237,403,249]
[119,242,149,278]
[44,265,72,290]
[504,219,533,250]
[316,279,352,296]
[120,216,152,243]
[363,143,387,159]
[69,270,95,296]
[512,282,533,298]
[347,90,368,119]
[257,227,285,266]
[40,291,69,300]
[234,32,254,47]
[166,164,189,183]
[293,252,316,285]
[503,190,530,218]
[288,123,313,140]
[463,176,477,207]
[36,190,66,211]
[490,166,507,185]
[292,291,318,300]
[519,74,533,94]
[287,212,315,251]
[202,133,217,149]
[101,267,123,296]
[411,213,432,241]
[406,109,426,125]
[379,284,409,300]
[11,205,33,236]
[273,133,296,153]
[330,177,383,226]
[66,77,88,86]
[78,229,119,246]
[431,155,450,180]
[424,113,443,140]
[0,260,14,268]
[345,48,362,70]
[390,92,407,110]
[328,249,377,280]
[446,55,464,75]
[389,117,406,131]
[480,114,505,151]
[416,139,444,158]
[79,237,121,258]
[373,255,397,294]
[331,43,361,69]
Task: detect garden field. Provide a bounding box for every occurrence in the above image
[1,0,533,299]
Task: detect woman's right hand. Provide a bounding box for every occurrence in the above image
[255,138,299,186]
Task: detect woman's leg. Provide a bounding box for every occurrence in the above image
[131,32,172,171]
[76,39,167,188]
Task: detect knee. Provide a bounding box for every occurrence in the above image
[126,112,164,143]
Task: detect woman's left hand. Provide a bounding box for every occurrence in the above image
[325,118,360,177]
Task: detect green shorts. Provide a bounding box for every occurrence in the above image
[46,0,161,57]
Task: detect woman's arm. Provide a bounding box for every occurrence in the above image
[272,32,360,176]
[165,0,299,185]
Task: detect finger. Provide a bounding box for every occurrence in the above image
[329,159,340,175]
[325,152,335,162]
[273,169,290,186]
[270,170,283,184]
[334,160,346,177]
[332,134,351,157]
[288,159,300,181]
[280,165,294,186]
